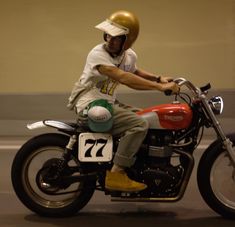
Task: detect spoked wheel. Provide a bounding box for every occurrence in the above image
[197,133,235,219]
[11,133,96,217]
[210,152,235,209]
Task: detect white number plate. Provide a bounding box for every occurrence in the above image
[78,133,113,162]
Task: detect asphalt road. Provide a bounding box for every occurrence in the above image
[0,136,235,227]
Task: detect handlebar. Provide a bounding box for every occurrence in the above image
[164,77,209,97]
[173,77,202,96]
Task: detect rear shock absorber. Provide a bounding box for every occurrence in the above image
[55,135,77,178]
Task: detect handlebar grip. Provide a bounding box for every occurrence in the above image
[164,89,172,96]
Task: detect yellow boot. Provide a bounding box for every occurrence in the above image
[105,171,147,192]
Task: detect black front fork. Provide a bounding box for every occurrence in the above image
[201,95,235,167]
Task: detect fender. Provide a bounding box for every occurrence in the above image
[27,120,75,132]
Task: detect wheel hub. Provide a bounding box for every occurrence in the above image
[36,158,72,194]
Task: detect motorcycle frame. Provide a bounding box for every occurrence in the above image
[26,78,235,202]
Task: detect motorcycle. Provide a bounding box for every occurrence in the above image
[11,78,235,218]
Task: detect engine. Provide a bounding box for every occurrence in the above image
[130,129,184,197]
[143,144,183,196]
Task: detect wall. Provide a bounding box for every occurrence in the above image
[0,0,235,94]
[0,0,234,136]
[0,90,234,136]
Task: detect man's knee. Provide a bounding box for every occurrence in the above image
[139,117,149,131]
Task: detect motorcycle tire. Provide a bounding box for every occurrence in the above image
[197,133,235,219]
[11,133,96,217]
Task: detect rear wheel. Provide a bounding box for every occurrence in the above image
[197,133,235,219]
[11,133,96,217]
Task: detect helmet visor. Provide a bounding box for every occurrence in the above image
[95,19,129,37]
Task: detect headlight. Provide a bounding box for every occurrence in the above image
[209,96,224,115]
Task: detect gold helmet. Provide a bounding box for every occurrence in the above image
[95,10,139,50]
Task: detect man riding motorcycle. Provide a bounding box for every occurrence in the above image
[67,10,179,192]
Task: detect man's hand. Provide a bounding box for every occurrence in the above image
[158,76,174,83]
[161,81,180,94]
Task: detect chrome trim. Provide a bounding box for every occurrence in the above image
[209,96,224,115]
[174,78,201,96]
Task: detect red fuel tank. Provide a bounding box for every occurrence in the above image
[138,102,193,130]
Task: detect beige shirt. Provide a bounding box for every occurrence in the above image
[68,43,137,113]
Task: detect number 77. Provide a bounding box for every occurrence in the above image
[84,139,108,157]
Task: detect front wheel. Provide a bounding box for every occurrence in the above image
[197,133,235,219]
[11,133,96,217]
